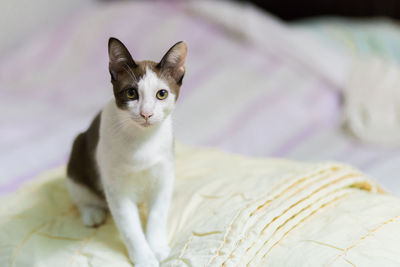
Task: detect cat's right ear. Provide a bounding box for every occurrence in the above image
[108,37,136,81]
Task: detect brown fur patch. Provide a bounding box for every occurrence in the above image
[111,60,182,109]
[108,38,186,109]
[67,112,104,198]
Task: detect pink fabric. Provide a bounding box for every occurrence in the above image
[1,1,399,195]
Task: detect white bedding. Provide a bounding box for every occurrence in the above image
[1,1,400,195]
[2,145,400,266]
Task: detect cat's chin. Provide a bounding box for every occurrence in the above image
[136,120,157,129]
[140,122,153,128]
[128,117,157,129]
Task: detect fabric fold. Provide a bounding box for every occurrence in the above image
[2,144,400,267]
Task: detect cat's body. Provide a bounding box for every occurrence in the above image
[66,38,187,267]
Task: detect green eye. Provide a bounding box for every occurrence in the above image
[156,89,168,100]
[126,88,138,100]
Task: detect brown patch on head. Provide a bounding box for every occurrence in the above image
[157,41,187,86]
[108,38,187,109]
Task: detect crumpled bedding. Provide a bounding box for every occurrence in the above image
[190,0,400,146]
[2,144,400,267]
[2,0,400,198]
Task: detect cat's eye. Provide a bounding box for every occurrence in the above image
[156,89,168,100]
[126,88,138,100]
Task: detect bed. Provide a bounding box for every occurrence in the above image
[3,144,400,266]
[1,0,400,196]
[1,0,400,265]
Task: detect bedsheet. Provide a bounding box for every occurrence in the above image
[1,0,400,196]
[298,18,400,145]
[2,144,400,267]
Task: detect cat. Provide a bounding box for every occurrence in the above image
[66,37,187,267]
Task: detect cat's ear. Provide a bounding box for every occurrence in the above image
[108,37,136,81]
[158,41,187,84]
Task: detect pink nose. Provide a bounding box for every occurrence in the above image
[140,112,153,120]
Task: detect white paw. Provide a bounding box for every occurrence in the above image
[153,245,171,261]
[81,206,106,227]
[133,254,159,267]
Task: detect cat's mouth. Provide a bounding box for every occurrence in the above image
[140,120,153,127]
[130,116,154,128]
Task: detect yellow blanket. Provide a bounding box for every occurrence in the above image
[2,145,400,267]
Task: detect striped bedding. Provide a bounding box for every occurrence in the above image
[1,0,400,196]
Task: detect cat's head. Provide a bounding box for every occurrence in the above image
[108,37,187,128]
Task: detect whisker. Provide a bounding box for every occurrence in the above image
[108,116,133,137]
[123,66,136,82]
[123,64,138,84]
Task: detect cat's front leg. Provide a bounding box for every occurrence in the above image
[146,167,174,261]
[105,187,159,267]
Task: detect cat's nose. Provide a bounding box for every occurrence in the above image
[140,112,153,120]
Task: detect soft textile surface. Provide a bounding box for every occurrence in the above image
[1,1,400,196]
[0,0,90,54]
[300,18,400,62]
[299,19,400,145]
[2,145,400,266]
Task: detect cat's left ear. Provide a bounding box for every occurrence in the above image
[108,37,136,81]
[158,41,187,84]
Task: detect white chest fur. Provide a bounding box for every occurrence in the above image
[96,100,174,201]
[94,100,175,265]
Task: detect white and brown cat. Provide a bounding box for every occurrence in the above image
[66,37,187,266]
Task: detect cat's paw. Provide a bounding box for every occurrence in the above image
[153,245,171,261]
[133,254,159,267]
[81,206,106,227]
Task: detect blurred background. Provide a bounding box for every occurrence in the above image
[1,0,400,195]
